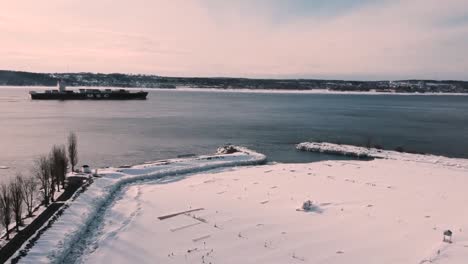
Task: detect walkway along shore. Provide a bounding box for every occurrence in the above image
[0,176,89,263]
[8,146,266,263]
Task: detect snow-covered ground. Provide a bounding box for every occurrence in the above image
[12,146,265,263]
[56,151,468,263]
[12,144,468,263]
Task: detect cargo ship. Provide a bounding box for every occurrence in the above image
[29,81,148,100]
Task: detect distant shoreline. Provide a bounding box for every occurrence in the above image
[3,86,468,96]
[173,87,468,96]
[2,70,468,94]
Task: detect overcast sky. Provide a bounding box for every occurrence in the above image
[1,0,468,80]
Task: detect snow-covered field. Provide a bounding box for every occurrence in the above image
[12,143,468,263]
[13,147,265,263]
[64,153,467,263]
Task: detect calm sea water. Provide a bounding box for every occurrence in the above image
[1,87,468,179]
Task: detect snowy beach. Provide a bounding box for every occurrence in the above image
[17,146,467,264]
[81,160,468,264]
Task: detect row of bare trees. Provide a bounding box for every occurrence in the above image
[0,132,78,240]
[35,145,68,207]
[0,174,37,240]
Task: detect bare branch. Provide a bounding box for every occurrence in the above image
[68,132,78,172]
[50,145,68,191]
[21,174,37,217]
[0,183,13,240]
[10,175,24,231]
[34,155,52,206]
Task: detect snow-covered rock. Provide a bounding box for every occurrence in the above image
[297,142,468,170]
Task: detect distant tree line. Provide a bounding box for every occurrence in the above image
[0,132,78,240]
[0,70,56,86]
[1,70,468,92]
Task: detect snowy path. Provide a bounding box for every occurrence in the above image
[12,147,266,263]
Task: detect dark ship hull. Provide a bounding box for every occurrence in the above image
[30,90,148,100]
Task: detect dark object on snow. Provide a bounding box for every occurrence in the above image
[395,146,405,152]
[217,145,239,154]
[177,154,196,158]
[443,230,453,243]
[302,200,314,211]
[158,208,204,220]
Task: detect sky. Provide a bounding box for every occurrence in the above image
[1,0,468,80]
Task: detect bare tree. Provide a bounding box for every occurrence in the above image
[10,175,24,231]
[34,155,52,206]
[49,160,56,203]
[68,132,78,172]
[21,174,38,217]
[50,145,68,191]
[50,146,60,192]
[0,183,13,240]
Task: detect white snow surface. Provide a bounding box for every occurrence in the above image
[75,157,468,264]
[13,147,265,263]
[297,142,468,170]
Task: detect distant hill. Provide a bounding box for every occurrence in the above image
[1,70,468,93]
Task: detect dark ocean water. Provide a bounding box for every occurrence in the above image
[1,87,468,179]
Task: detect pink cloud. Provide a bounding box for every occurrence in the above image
[1,0,468,80]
